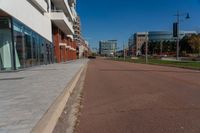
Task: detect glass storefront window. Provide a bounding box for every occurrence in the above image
[13,18,54,68]
[1,18,54,71]
[13,20,25,68]
[32,33,39,66]
[24,28,32,67]
[39,38,45,65]
[46,43,54,64]
[0,18,13,70]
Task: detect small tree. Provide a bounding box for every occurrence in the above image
[180,36,193,55]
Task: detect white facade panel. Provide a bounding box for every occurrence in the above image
[0,0,52,42]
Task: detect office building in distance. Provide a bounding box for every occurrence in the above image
[128,31,197,56]
[99,40,117,56]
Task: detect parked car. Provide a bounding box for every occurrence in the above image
[88,56,96,59]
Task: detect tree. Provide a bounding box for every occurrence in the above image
[188,35,200,56]
[180,36,193,55]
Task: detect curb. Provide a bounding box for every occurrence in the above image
[31,63,87,133]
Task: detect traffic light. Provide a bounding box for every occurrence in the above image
[173,22,178,37]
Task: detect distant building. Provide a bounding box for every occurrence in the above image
[73,16,82,58]
[148,31,197,42]
[182,31,197,37]
[73,15,90,58]
[128,31,197,56]
[127,34,135,56]
[99,40,117,56]
[78,36,89,58]
[134,32,148,56]
[148,31,173,42]
[148,31,197,55]
[74,16,81,46]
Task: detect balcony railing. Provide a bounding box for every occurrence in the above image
[51,0,75,21]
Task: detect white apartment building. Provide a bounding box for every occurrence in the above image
[0,0,78,71]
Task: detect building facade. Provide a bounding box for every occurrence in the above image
[148,31,173,42]
[127,31,197,56]
[73,15,90,58]
[51,0,77,63]
[148,31,197,42]
[134,32,148,56]
[0,0,78,71]
[73,16,81,58]
[99,40,117,56]
[148,31,197,55]
[78,39,89,58]
[127,34,135,56]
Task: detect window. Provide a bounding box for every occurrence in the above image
[0,18,13,70]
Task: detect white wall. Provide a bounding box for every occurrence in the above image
[79,45,88,58]
[0,0,52,42]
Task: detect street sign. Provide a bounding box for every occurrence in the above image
[173,22,178,37]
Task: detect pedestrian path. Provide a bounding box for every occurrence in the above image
[0,59,88,133]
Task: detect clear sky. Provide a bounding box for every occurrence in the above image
[77,0,200,50]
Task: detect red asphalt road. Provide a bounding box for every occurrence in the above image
[76,58,200,133]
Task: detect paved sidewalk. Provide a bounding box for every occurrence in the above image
[0,59,88,133]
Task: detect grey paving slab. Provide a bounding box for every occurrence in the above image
[0,59,88,133]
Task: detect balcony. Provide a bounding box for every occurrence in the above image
[50,11,74,35]
[29,0,48,13]
[59,43,67,47]
[68,0,76,6]
[51,0,74,21]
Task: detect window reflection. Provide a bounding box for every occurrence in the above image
[12,18,54,69]
[0,18,13,70]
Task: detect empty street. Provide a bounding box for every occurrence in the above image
[76,58,200,133]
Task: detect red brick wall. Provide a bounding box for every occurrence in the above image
[53,24,77,62]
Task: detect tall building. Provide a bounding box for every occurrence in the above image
[73,15,89,58]
[73,16,81,45]
[73,15,81,58]
[0,0,78,71]
[99,40,117,56]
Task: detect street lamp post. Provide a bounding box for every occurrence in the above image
[145,33,148,64]
[174,11,190,60]
[123,44,126,61]
[145,41,148,64]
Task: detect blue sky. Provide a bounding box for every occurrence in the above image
[77,0,200,50]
